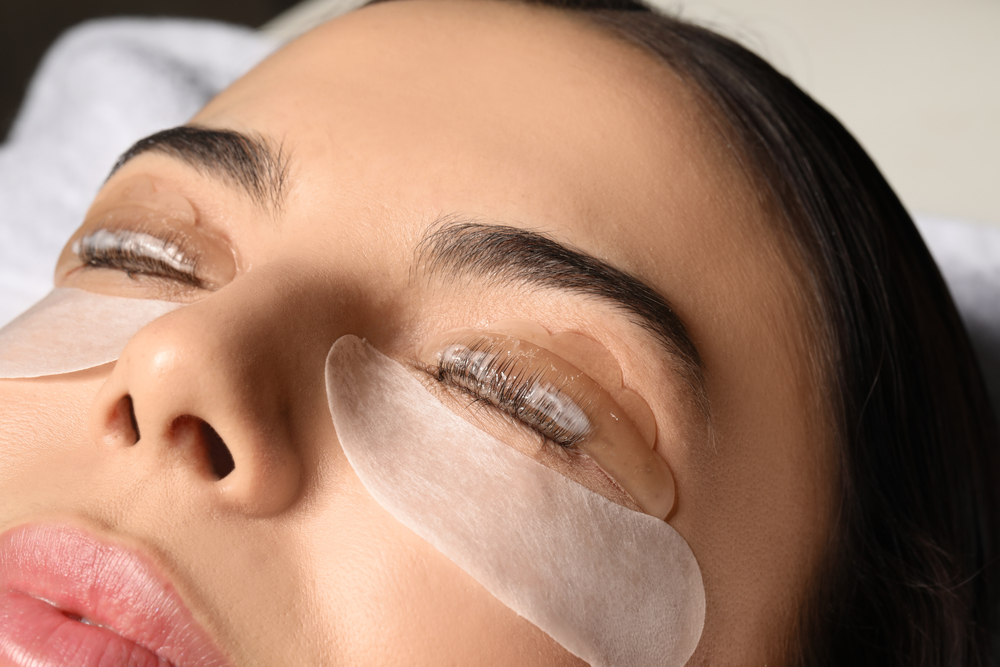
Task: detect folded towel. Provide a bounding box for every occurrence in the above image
[1,18,997,418]
[0,19,275,323]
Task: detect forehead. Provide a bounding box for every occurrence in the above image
[193,0,756,257]
[189,0,813,391]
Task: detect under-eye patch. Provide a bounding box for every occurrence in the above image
[325,335,705,667]
[0,288,182,378]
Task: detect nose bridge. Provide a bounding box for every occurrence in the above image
[91,271,341,517]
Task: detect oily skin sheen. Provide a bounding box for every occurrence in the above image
[0,1,836,665]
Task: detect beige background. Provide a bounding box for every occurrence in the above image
[266,0,1000,227]
[665,0,1000,227]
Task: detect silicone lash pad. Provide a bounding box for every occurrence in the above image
[422,323,675,519]
[326,336,705,667]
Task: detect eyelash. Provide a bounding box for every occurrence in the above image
[433,338,593,449]
[74,229,203,288]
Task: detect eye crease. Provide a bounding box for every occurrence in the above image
[421,326,676,519]
[73,228,203,287]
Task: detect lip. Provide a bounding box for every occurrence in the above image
[0,523,232,667]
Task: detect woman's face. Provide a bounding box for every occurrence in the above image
[0,1,836,664]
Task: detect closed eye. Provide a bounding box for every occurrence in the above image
[422,330,675,518]
[432,336,593,449]
[73,229,204,288]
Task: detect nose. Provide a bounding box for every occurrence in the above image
[89,271,338,516]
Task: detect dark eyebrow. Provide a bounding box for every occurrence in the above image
[417,219,708,415]
[108,126,289,211]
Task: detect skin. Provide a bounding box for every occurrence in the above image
[0,1,837,665]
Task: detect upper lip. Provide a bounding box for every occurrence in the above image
[0,522,233,667]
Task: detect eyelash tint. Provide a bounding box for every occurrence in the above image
[434,337,595,448]
[73,229,202,288]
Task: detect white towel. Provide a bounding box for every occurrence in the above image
[0,19,275,323]
[1,18,997,417]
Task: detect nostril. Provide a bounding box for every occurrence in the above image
[170,416,236,480]
[201,421,235,480]
[125,395,140,443]
[106,395,140,446]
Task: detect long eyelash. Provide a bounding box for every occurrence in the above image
[435,338,592,448]
[74,229,203,288]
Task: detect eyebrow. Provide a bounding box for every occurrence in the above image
[108,126,289,211]
[417,219,708,414]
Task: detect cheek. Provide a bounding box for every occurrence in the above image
[298,470,586,666]
[0,375,101,490]
[0,375,130,542]
[667,354,833,662]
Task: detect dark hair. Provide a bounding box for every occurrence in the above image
[537,1,1000,664]
[369,0,1000,663]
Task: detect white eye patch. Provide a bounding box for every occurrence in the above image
[0,287,182,378]
[325,335,705,667]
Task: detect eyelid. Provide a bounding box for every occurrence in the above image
[74,228,202,286]
[76,229,193,273]
[487,320,659,444]
[68,202,237,291]
[422,330,675,519]
[433,336,596,447]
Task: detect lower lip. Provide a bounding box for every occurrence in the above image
[0,589,170,667]
[0,524,231,667]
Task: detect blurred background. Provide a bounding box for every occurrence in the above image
[667,0,1000,227]
[1,0,998,224]
[0,0,298,139]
